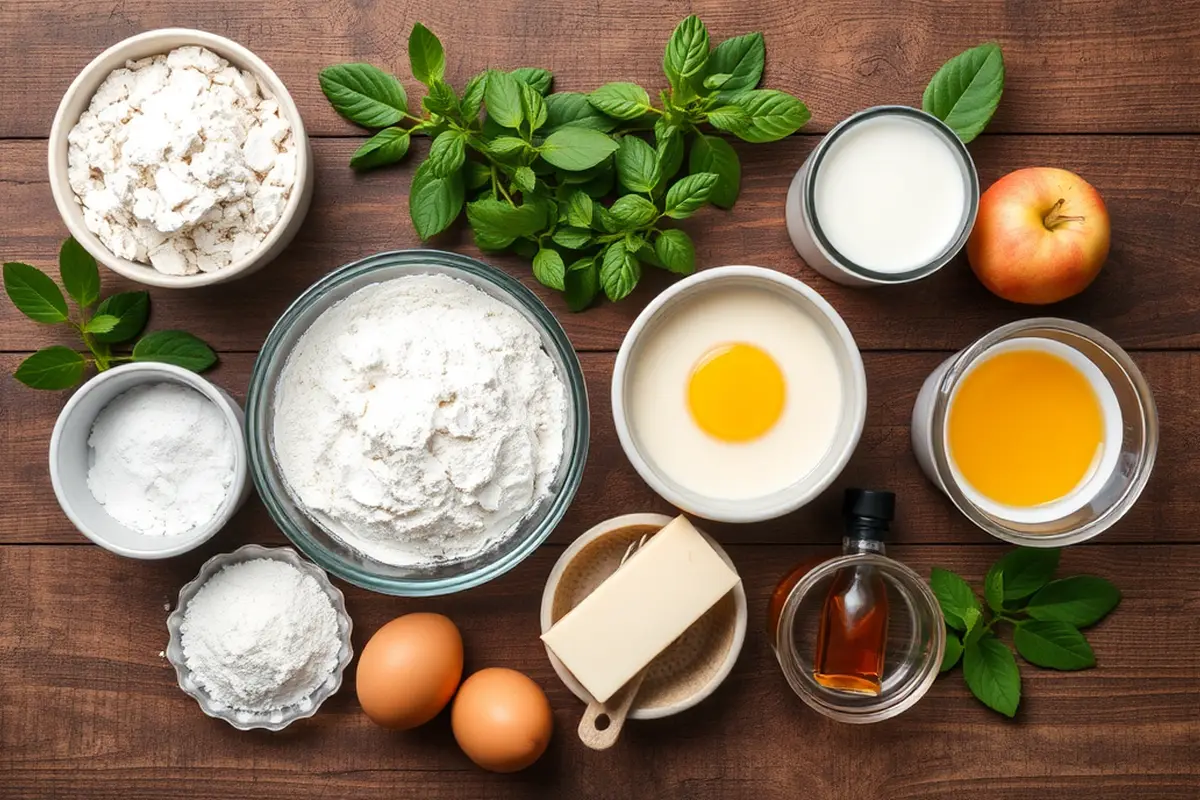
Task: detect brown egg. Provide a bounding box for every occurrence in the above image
[356,613,463,729]
[451,668,553,772]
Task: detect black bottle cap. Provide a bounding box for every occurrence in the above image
[842,488,895,541]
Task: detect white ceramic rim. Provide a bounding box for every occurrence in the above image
[47,27,312,288]
[165,544,354,731]
[48,362,249,558]
[611,266,868,522]
[539,513,748,720]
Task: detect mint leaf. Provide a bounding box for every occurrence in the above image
[466,197,550,240]
[520,82,548,132]
[566,190,594,228]
[929,567,982,631]
[511,166,536,194]
[551,226,593,249]
[654,122,683,185]
[1026,577,1121,627]
[540,127,619,171]
[723,89,809,142]
[83,314,119,334]
[963,634,1020,717]
[564,257,599,312]
[941,632,964,672]
[487,136,530,158]
[654,229,695,275]
[410,163,464,239]
[923,42,1005,144]
[532,247,566,291]
[663,172,717,219]
[319,64,408,128]
[704,73,732,90]
[663,15,709,95]
[1013,621,1095,670]
[985,569,1005,613]
[59,237,99,308]
[14,346,85,390]
[510,67,553,95]
[427,130,467,177]
[587,83,651,120]
[461,72,488,119]
[4,262,68,323]
[989,548,1059,601]
[132,331,217,372]
[350,127,410,170]
[465,161,491,190]
[408,23,446,86]
[706,104,751,132]
[607,194,658,228]
[422,80,460,117]
[600,241,640,302]
[707,32,765,97]
[688,134,740,208]
[962,607,985,647]
[544,92,618,133]
[91,291,149,343]
[484,70,524,129]
[615,136,659,193]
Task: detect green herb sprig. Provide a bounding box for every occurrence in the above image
[931,547,1120,718]
[319,15,809,310]
[923,42,1005,144]
[3,237,217,390]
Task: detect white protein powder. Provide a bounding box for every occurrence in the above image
[67,46,297,275]
[180,558,340,713]
[272,274,568,567]
[87,382,236,537]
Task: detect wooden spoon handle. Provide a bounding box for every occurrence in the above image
[577,669,649,750]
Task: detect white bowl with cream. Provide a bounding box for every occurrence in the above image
[785,106,979,286]
[612,266,867,523]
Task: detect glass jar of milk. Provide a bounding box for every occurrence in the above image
[786,106,979,286]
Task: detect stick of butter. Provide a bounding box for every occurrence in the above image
[541,516,740,703]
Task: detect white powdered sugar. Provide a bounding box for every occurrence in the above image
[66,46,297,275]
[180,558,341,713]
[87,382,235,537]
[272,274,568,567]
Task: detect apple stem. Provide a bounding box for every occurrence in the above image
[1043,198,1086,230]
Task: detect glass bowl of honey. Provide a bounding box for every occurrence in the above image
[911,318,1158,546]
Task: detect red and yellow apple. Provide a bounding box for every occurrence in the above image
[967,167,1110,304]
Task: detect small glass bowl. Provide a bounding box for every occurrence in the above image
[165,544,354,731]
[773,553,944,724]
[245,249,589,596]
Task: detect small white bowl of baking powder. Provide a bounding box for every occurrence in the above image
[49,362,251,558]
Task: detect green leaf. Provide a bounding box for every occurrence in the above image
[989,548,1060,602]
[487,136,531,157]
[703,73,732,90]
[607,195,657,228]
[654,229,695,275]
[511,166,537,194]
[578,169,615,198]
[532,247,566,291]
[13,346,85,390]
[466,197,550,240]
[962,606,986,647]
[587,83,652,121]
[663,15,710,94]
[722,90,810,142]
[510,67,553,95]
[929,567,982,631]
[663,172,717,219]
[410,163,465,239]
[520,82,548,132]
[1026,577,1121,627]
[566,191,594,228]
[3,262,68,323]
[83,314,119,334]
[427,130,467,177]
[131,331,217,372]
[922,42,1005,144]
[614,136,659,193]
[91,291,149,343]
[963,635,1020,717]
[461,72,488,119]
[485,70,525,129]
[707,32,765,97]
[551,226,594,249]
[688,134,740,208]
[1013,621,1095,670]
[564,257,599,312]
[984,569,1005,614]
[599,241,640,302]
[319,64,408,128]
[408,23,446,86]
[540,127,619,171]
[941,632,964,672]
[422,80,460,117]
[654,123,683,185]
[544,92,618,133]
[465,161,492,190]
[349,127,411,170]
[706,105,751,132]
[59,237,99,307]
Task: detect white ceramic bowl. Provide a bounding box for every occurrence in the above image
[48,28,314,288]
[540,513,747,720]
[612,266,867,522]
[49,362,251,558]
[166,544,354,731]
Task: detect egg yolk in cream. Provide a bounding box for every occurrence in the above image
[687,343,786,442]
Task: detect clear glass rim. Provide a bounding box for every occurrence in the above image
[244,249,590,596]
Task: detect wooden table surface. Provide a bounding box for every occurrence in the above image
[2,1,1199,798]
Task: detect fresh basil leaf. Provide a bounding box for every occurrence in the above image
[624,232,644,252]
[578,168,615,198]
[59,237,99,308]
[654,229,695,275]
[1025,576,1121,627]
[487,136,531,158]
[929,567,982,631]
[599,241,640,302]
[615,136,659,193]
[410,164,465,238]
[349,127,411,170]
[132,331,217,372]
[466,197,551,239]
[511,166,537,194]
[663,172,717,219]
[654,123,683,186]
[962,607,985,647]
[83,314,119,334]
[703,73,732,90]
[564,257,599,312]
[663,15,709,95]
[540,127,619,171]
[422,80,460,118]
[532,247,566,291]
[708,32,766,97]
[14,346,86,390]
[485,70,525,129]
[941,631,963,672]
[3,262,68,323]
[723,89,810,142]
[705,104,750,132]
[1013,620,1095,670]
[465,161,492,191]
[607,195,658,228]
[427,130,467,177]
[923,42,1005,144]
[319,64,408,128]
[587,83,652,120]
[408,23,446,86]
[566,190,594,228]
[461,72,488,120]
[551,226,594,249]
[688,134,740,208]
[473,228,516,252]
[510,67,553,95]
[989,548,1060,601]
[985,569,1005,614]
[91,291,149,343]
[520,82,548,132]
[544,92,619,133]
[962,634,1021,717]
